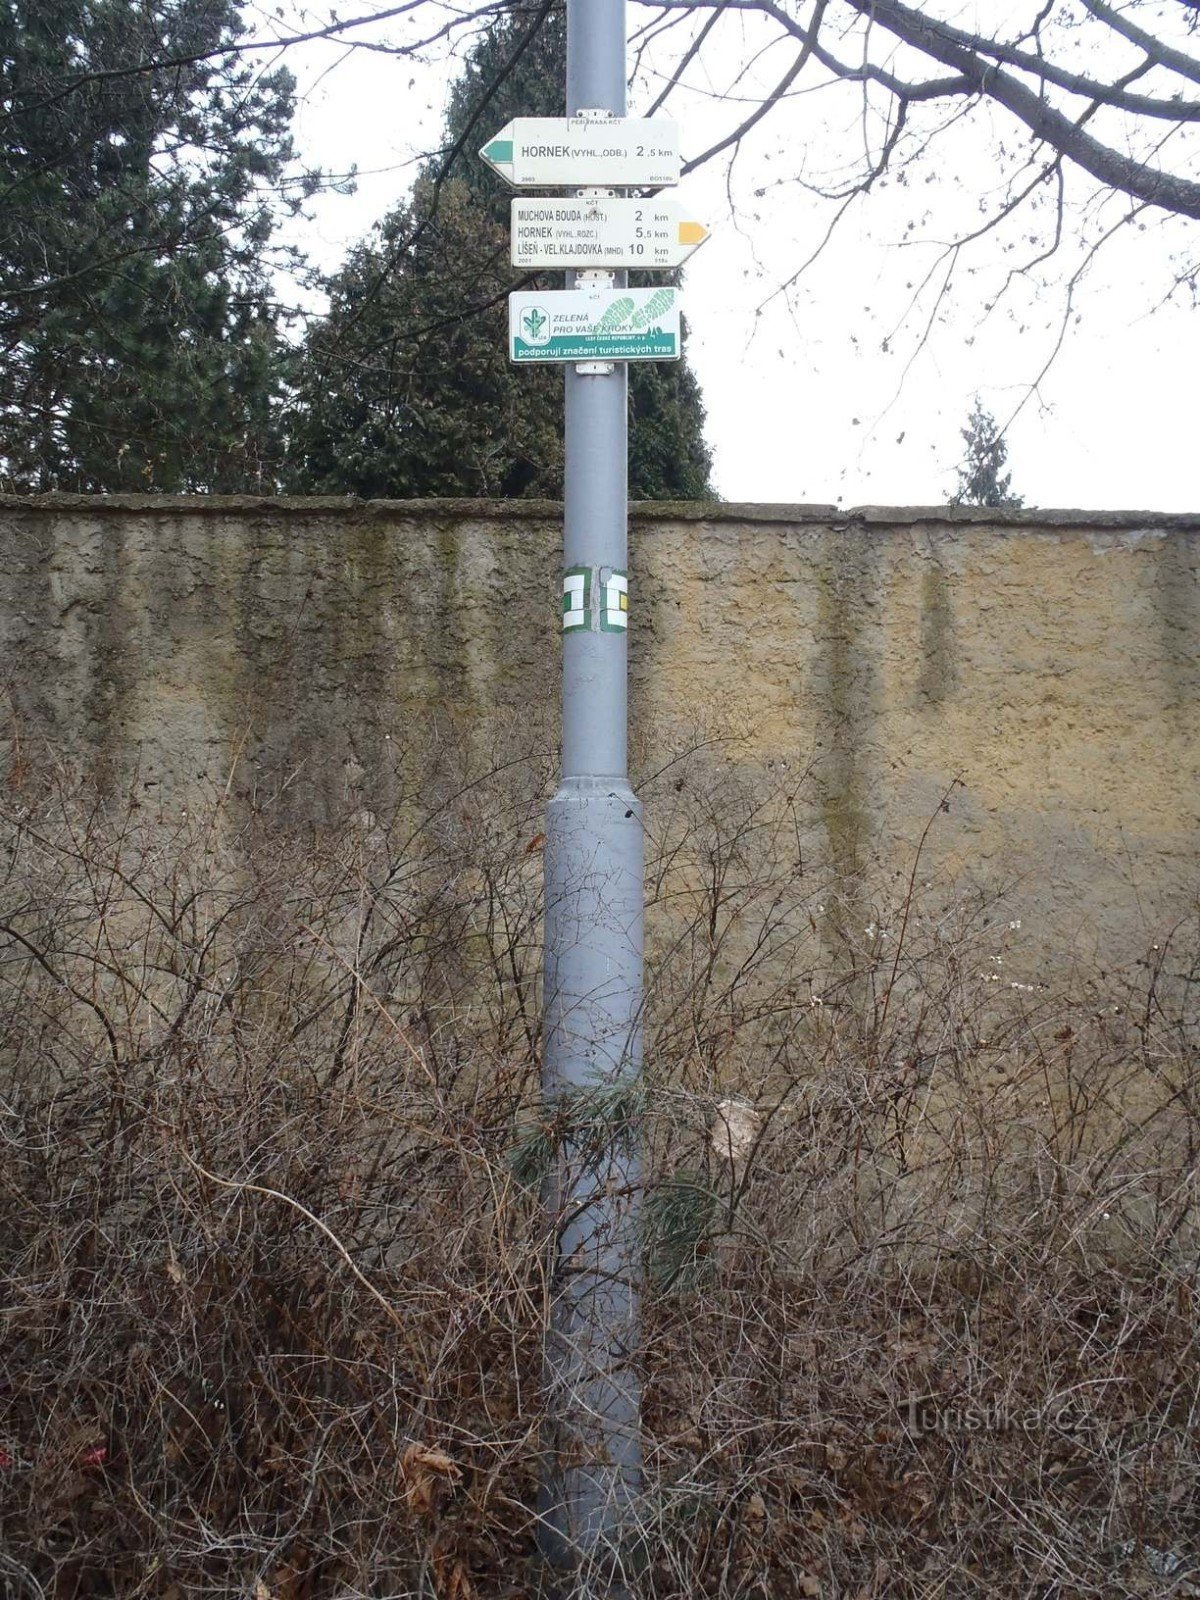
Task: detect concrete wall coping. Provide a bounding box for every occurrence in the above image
[2,494,1198,532]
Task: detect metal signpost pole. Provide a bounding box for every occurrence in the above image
[540,0,644,1589]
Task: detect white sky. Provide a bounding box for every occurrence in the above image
[262,2,1200,511]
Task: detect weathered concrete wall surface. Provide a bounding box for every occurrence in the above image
[2,495,1198,973]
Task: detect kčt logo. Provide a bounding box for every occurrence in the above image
[521,306,551,345]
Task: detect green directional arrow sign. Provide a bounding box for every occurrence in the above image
[479,116,680,188]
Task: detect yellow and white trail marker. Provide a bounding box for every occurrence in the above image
[511,197,709,271]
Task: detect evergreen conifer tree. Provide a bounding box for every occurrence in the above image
[287,2,713,500]
[951,399,1024,509]
[0,0,308,491]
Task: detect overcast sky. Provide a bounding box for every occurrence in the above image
[262,2,1200,511]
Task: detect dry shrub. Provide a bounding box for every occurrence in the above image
[2,745,1199,1598]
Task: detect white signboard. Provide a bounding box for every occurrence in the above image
[509,287,681,363]
[510,197,708,270]
[480,117,680,188]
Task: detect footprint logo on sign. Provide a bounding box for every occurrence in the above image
[522,306,551,346]
[629,289,673,329]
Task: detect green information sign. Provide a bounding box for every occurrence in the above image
[508,287,680,364]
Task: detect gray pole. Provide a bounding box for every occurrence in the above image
[540,0,644,1590]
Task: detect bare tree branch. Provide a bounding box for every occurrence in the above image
[872,4,1200,121]
[834,0,1200,220]
[1082,0,1200,89]
[644,0,1200,220]
[682,1,828,175]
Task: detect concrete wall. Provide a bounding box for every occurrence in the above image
[2,495,1198,974]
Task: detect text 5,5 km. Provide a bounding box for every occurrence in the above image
[509,197,709,271]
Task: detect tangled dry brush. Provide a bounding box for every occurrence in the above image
[2,738,1199,1598]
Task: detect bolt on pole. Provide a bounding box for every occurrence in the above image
[539,0,644,1590]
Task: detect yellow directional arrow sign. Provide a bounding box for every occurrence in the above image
[510,197,710,271]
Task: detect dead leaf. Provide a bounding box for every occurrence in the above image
[400,1442,462,1516]
[269,1546,314,1600]
[432,1544,475,1600]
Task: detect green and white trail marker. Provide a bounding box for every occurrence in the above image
[480,115,680,188]
[509,286,680,363]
